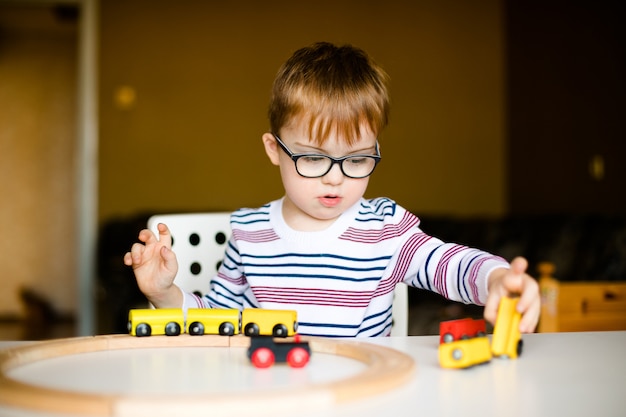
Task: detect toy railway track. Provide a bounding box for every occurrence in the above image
[0,334,415,417]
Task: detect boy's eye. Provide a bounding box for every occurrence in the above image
[346,157,367,165]
[301,155,327,164]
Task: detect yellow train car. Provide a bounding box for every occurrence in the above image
[128,308,184,337]
[241,308,298,337]
[439,336,492,369]
[491,296,523,358]
[187,308,241,336]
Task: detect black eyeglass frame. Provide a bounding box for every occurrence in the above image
[272,134,381,179]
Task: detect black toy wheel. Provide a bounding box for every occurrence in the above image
[273,324,288,337]
[219,322,235,336]
[188,322,204,335]
[165,322,181,336]
[135,323,151,337]
[244,323,260,336]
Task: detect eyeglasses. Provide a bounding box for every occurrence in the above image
[273,134,381,179]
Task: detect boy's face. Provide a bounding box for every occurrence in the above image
[262,120,378,231]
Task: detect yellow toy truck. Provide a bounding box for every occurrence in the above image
[491,296,523,358]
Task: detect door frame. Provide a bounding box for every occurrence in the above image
[75,0,98,336]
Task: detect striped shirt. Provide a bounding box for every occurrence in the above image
[182,197,508,337]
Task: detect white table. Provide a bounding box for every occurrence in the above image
[0,331,624,417]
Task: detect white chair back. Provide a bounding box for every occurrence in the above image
[391,283,408,336]
[148,212,232,297]
[148,212,409,336]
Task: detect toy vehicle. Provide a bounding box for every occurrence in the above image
[438,296,523,369]
[439,336,492,369]
[128,308,184,337]
[241,309,298,337]
[247,335,311,368]
[491,296,523,358]
[127,307,299,338]
[439,318,487,344]
[187,308,241,336]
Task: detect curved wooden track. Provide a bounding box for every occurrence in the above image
[0,334,415,416]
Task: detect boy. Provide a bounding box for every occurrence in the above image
[124,42,540,337]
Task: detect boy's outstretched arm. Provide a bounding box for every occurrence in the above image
[484,256,540,333]
[123,223,183,308]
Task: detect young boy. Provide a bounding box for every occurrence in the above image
[124,42,540,337]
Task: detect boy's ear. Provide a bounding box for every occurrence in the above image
[262,133,280,166]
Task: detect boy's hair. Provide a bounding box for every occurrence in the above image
[268,42,390,145]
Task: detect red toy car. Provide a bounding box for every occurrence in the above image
[247,335,311,368]
[439,318,487,344]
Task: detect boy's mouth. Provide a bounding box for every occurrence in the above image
[319,195,341,207]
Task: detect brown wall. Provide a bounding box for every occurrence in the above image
[99,0,507,222]
[0,6,77,316]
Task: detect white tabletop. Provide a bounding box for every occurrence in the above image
[1,331,625,417]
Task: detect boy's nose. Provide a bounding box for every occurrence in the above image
[321,162,345,184]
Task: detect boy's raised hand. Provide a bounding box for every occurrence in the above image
[484,256,541,333]
[123,223,181,307]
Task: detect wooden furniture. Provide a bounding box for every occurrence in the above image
[538,262,626,332]
[1,332,625,417]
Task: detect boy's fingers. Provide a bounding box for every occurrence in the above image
[483,292,501,325]
[510,256,528,275]
[519,297,540,333]
[517,275,539,310]
[160,246,177,271]
[128,242,152,268]
[130,242,144,258]
[157,223,173,247]
[485,257,534,327]
[501,257,528,295]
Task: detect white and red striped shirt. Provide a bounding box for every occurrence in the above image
[183,197,508,337]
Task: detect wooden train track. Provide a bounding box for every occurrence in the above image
[0,334,415,416]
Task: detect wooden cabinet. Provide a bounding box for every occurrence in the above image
[538,263,626,332]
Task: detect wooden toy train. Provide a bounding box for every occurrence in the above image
[127,307,310,368]
[128,307,297,337]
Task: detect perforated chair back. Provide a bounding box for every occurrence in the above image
[147,212,232,297]
[147,212,409,336]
